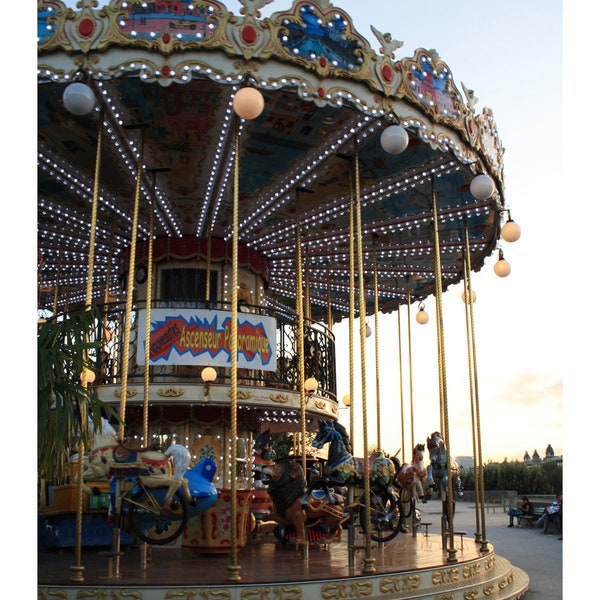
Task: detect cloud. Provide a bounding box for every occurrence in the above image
[497,372,562,408]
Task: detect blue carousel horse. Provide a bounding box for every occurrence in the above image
[311,420,397,493]
[426,431,463,501]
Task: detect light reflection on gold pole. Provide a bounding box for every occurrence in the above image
[397,297,405,463]
[430,177,456,563]
[462,225,489,552]
[354,140,374,574]
[71,105,104,583]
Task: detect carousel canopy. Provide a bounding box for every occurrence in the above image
[37,0,506,322]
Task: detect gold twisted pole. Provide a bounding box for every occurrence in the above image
[348,172,356,447]
[206,234,212,303]
[295,188,308,481]
[143,174,158,444]
[397,304,405,463]
[430,177,457,563]
[228,123,241,582]
[354,140,374,574]
[463,225,488,552]
[118,127,145,441]
[71,105,104,583]
[372,238,381,451]
[406,283,415,451]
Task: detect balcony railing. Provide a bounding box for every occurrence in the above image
[87,299,337,401]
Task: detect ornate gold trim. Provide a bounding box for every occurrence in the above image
[158,388,185,398]
[269,393,290,404]
[112,388,137,398]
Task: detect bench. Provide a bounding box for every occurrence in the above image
[516,501,561,532]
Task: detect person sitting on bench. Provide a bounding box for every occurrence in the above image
[534,495,562,533]
[507,496,531,527]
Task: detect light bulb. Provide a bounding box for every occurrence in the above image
[380,125,409,154]
[470,173,495,200]
[501,219,521,242]
[416,309,429,324]
[494,257,511,277]
[63,82,96,116]
[233,87,264,120]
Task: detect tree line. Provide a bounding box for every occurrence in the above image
[461,460,562,495]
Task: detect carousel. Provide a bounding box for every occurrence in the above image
[37,0,527,598]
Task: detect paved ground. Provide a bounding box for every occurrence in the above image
[417,499,563,599]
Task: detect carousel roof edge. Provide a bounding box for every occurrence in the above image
[37,0,505,188]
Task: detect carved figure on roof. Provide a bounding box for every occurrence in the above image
[371,25,403,58]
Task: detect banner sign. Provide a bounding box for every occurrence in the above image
[137,309,277,371]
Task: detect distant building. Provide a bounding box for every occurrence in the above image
[523,445,562,467]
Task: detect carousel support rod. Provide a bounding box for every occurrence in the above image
[294,186,310,560]
[372,235,382,451]
[53,249,62,317]
[430,177,457,563]
[463,254,482,544]
[463,225,488,552]
[406,282,415,451]
[205,233,212,301]
[347,169,356,448]
[353,140,375,574]
[397,297,405,464]
[71,105,104,583]
[227,121,242,582]
[118,124,148,442]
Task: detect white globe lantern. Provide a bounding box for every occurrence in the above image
[494,250,511,277]
[63,82,96,116]
[461,289,477,304]
[380,125,409,154]
[469,173,495,200]
[201,366,217,383]
[416,307,429,324]
[233,87,264,120]
[365,322,372,338]
[304,377,318,393]
[501,218,521,242]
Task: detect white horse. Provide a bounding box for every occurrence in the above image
[80,419,192,504]
[396,444,428,502]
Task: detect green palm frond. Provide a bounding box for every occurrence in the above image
[38,305,118,481]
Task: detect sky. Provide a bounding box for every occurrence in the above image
[253,0,566,464]
[23,1,598,467]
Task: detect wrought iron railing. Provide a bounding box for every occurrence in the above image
[85,299,337,401]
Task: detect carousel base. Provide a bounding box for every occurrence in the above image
[38,528,529,600]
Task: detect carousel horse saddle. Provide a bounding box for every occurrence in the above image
[304,490,345,520]
[112,441,162,463]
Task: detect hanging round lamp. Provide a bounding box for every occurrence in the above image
[416,305,429,324]
[233,87,264,120]
[470,173,495,200]
[494,249,511,277]
[461,289,477,304]
[501,218,521,242]
[380,124,409,154]
[63,82,96,116]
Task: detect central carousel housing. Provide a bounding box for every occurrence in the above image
[37,1,526,598]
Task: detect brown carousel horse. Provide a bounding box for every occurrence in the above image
[266,460,345,547]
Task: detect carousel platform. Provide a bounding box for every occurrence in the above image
[38,523,529,600]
